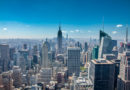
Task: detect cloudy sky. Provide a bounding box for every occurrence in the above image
[0,0,130,39]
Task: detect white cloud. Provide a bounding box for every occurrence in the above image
[112,31,117,34]
[3,27,7,31]
[62,30,67,33]
[116,24,123,28]
[75,29,80,32]
[70,29,80,33]
[70,30,74,33]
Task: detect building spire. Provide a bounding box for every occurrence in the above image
[59,22,61,31]
[126,24,128,43]
[103,16,104,31]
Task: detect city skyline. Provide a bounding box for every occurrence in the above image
[0,0,130,90]
[0,0,130,39]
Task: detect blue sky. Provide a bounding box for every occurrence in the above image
[0,0,130,39]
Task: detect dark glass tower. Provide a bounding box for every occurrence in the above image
[89,59,115,90]
[57,25,62,54]
[99,30,111,44]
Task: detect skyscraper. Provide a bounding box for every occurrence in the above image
[111,59,120,89]
[0,44,10,73]
[89,59,115,90]
[1,71,14,90]
[33,45,38,55]
[84,42,88,52]
[67,47,80,76]
[99,30,111,44]
[57,25,62,54]
[42,42,49,68]
[9,48,15,61]
[92,45,99,59]
[75,41,82,51]
[44,38,51,51]
[117,43,130,90]
[12,66,22,88]
[98,31,117,58]
[23,44,27,50]
[32,45,39,65]
[39,42,52,84]
[19,46,29,68]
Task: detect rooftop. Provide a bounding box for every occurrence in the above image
[67,47,80,50]
[92,59,113,64]
[76,77,93,86]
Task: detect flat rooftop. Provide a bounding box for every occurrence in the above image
[67,47,80,50]
[92,59,113,64]
[103,54,115,57]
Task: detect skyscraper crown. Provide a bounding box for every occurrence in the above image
[58,25,62,37]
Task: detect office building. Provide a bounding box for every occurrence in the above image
[1,71,14,90]
[99,30,111,44]
[111,59,120,89]
[103,54,116,60]
[84,42,88,52]
[67,47,80,76]
[89,59,115,90]
[92,45,99,59]
[75,41,82,51]
[98,31,116,58]
[117,43,130,90]
[0,44,10,72]
[71,75,93,90]
[12,66,22,88]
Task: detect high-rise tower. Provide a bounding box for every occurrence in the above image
[117,25,130,90]
[89,59,115,90]
[126,25,128,43]
[98,30,117,58]
[38,42,52,84]
[42,42,49,68]
[67,47,80,76]
[84,42,88,52]
[117,44,130,90]
[0,44,10,73]
[57,25,62,54]
[99,30,110,44]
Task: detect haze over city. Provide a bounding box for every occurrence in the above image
[0,0,130,90]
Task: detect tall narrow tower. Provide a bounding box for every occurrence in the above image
[0,44,10,72]
[57,25,62,54]
[126,25,128,43]
[42,42,49,68]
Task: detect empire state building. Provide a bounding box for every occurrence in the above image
[57,25,62,54]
